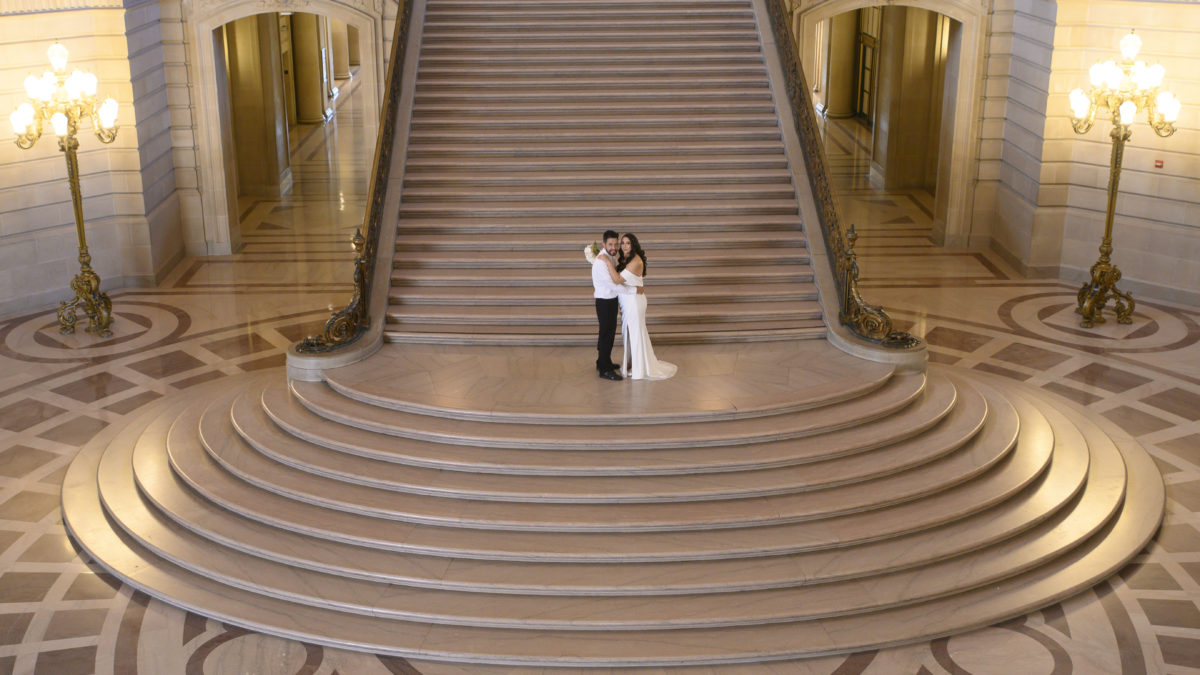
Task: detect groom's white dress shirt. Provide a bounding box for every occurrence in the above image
[592,252,637,299]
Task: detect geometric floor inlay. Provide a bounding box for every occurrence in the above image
[0,87,1197,674]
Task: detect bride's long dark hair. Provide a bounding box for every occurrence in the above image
[616,233,647,276]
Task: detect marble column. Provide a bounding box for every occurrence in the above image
[213,25,242,249]
[291,12,330,123]
[223,14,292,197]
[870,6,945,191]
[347,25,361,67]
[823,13,858,119]
[278,15,298,129]
[330,18,351,79]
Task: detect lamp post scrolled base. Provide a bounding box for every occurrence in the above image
[1077,257,1134,328]
[54,132,114,338]
[1074,124,1136,329]
[57,251,113,338]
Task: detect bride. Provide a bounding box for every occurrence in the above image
[615,233,676,380]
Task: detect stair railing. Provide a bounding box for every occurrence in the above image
[764,0,919,348]
[296,0,413,354]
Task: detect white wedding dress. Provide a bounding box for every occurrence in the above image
[619,269,677,380]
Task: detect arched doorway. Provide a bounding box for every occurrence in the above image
[184,0,384,255]
[793,0,986,246]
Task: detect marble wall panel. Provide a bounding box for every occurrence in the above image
[974,0,1057,272]
[124,0,185,281]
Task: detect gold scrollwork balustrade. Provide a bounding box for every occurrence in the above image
[297,0,413,353]
[764,0,919,349]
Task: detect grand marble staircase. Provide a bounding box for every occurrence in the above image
[389,0,823,344]
[65,342,1163,666]
[60,0,1165,668]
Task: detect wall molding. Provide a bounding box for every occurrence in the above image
[0,0,122,14]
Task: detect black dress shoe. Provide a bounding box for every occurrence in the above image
[599,369,623,381]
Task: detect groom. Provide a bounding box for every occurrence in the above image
[593,229,642,381]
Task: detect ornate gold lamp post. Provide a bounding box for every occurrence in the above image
[1067,30,1180,328]
[10,42,121,337]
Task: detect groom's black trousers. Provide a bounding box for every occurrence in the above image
[595,297,619,372]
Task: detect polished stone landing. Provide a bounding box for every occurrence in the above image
[62,341,1164,667]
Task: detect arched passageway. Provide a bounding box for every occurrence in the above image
[186,0,385,254]
[792,0,986,246]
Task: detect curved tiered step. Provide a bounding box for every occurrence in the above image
[390,0,824,345]
[63,341,1164,667]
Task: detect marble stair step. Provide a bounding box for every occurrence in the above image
[418,42,764,57]
[422,19,757,30]
[230,375,969,501]
[412,100,776,114]
[415,59,763,72]
[418,54,763,66]
[395,201,798,218]
[401,169,793,188]
[287,372,925,449]
[385,284,817,305]
[425,11,753,21]
[394,229,803,247]
[382,302,823,326]
[382,312,823,331]
[137,375,1052,561]
[404,154,791,171]
[391,248,808,268]
[407,113,781,129]
[406,140,785,155]
[389,264,813,286]
[422,31,761,42]
[406,129,784,144]
[413,91,774,105]
[412,77,769,91]
[393,214,802,233]
[400,184,794,201]
[422,14,753,23]
[415,67,768,79]
[382,323,827,345]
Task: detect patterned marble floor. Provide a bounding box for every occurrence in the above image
[0,92,1198,673]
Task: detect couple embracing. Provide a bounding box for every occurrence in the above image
[591,230,677,382]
